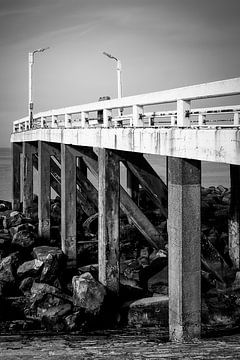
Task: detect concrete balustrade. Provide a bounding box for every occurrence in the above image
[12,77,240,131]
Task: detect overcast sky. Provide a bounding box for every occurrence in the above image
[1,0,240,146]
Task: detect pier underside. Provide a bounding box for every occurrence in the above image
[10,126,240,342]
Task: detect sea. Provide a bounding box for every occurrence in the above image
[0,147,230,202]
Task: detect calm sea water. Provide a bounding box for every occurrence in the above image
[0,147,230,202]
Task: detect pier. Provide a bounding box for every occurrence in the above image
[11,76,240,341]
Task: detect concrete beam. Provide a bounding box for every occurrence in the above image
[119,151,167,218]
[11,127,240,165]
[22,142,36,217]
[168,157,201,341]
[61,144,77,267]
[98,148,120,294]
[11,142,22,211]
[229,165,240,269]
[38,141,51,240]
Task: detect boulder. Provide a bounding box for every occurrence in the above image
[30,282,72,305]
[9,223,35,238]
[32,246,64,263]
[72,272,106,315]
[12,230,37,250]
[27,282,72,319]
[17,259,44,279]
[42,303,72,331]
[127,295,169,327]
[4,296,30,320]
[0,252,21,296]
[19,277,34,296]
[3,211,26,229]
[0,200,11,212]
[40,253,61,284]
[64,311,83,331]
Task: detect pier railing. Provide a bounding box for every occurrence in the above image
[13,77,240,132]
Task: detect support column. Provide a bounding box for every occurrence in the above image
[98,148,120,294]
[38,141,51,240]
[61,144,77,267]
[229,164,240,269]
[22,142,35,217]
[11,142,22,211]
[168,157,201,341]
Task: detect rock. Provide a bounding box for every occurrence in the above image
[9,223,35,238]
[30,282,72,305]
[3,211,26,229]
[17,259,44,279]
[127,295,169,327]
[72,272,106,315]
[78,264,98,279]
[42,303,72,331]
[120,279,144,302]
[27,282,72,319]
[0,200,11,212]
[0,232,12,246]
[147,266,168,294]
[0,252,21,296]
[4,296,30,320]
[32,246,65,285]
[19,277,34,296]
[64,311,83,331]
[12,230,37,250]
[40,253,61,284]
[0,319,41,333]
[139,256,168,292]
[32,246,64,263]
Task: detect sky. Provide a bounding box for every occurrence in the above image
[1,0,240,146]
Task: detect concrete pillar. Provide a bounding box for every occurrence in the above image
[38,141,51,240]
[98,148,120,294]
[61,144,77,267]
[229,164,240,269]
[22,142,35,217]
[168,157,201,341]
[11,142,22,211]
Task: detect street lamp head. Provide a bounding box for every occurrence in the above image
[103,51,118,61]
[34,47,50,53]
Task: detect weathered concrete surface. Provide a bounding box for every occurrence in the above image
[61,144,77,267]
[168,157,201,341]
[1,330,240,359]
[98,148,120,294]
[38,141,51,240]
[11,143,22,211]
[11,127,240,165]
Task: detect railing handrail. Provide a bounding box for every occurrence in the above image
[13,77,240,130]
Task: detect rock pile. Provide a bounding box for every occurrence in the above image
[0,184,240,332]
[0,204,108,333]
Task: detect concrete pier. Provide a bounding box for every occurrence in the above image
[98,148,120,294]
[38,141,51,240]
[61,144,77,267]
[168,157,201,341]
[11,142,22,211]
[22,142,35,218]
[10,76,240,341]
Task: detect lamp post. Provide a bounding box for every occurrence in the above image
[103,51,122,115]
[28,47,49,128]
